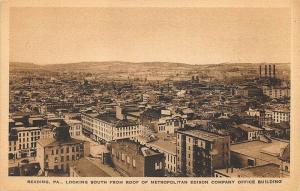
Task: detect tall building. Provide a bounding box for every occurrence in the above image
[176,128,230,177]
[9,126,41,159]
[36,122,90,174]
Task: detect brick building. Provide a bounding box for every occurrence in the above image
[111,139,165,177]
[176,128,230,177]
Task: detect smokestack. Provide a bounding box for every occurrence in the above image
[259,66,261,78]
[265,65,267,77]
[273,65,276,79]
[269,65,272,78]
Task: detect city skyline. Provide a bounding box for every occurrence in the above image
[10,7,290,65]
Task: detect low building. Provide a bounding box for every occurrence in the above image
[176,128,231,177]
[233,124,263,141]
[36,123,90,174]
[111,139,165,177]
[230,139,289,168]
[214,163,280,178]
[146,133,177,174]
[279,144,290,177]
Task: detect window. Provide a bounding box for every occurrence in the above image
[52,150,54,155]
[155,162,163,170]
[54,157,58,163]
[132,159,136,167]
[66,147,69,153]
[61,156,64,162]
[121,153,125,161]
[61,148,64,154]
[126,156,130,164]
[56,149,58,154]
[66,156,69,161]
[247,159,254,167]
[285,166,289,172]
[45,154,48,160]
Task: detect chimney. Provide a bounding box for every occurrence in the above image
[273,65,276,79]
[259,66,261,78]
[265,65,267,77]
[269,65,272,78]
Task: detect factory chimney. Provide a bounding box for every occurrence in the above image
[265,65,267,78]
[259,66,262,78]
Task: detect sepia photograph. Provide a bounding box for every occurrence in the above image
[1,0,300,191]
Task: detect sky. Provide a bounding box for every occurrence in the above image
[9,7,291,65]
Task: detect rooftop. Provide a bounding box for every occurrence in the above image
[239,163,280,177]
[231,139,289,165]
[177,129,225,142]
[12,126,40,132]
[70,158,110,177]
[234,124,262,132]
[147,133,177,154]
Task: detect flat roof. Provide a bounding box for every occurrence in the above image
[71,158,110,177]
[239,163,280,177]
[38,137,85,147]
[13,127,41,132]
[178,129,224,142]
[231,139,289,165]
[234,124,262,132]
[147,133,177,154]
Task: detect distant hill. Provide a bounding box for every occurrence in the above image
[9,61,290,77]
[10,62,47,72]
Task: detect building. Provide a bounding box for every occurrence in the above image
[262,86,290,99]
[111,139,165,177]
[279,144,290,177]
[230,139,289,168]
[65,119,82,138]
[9,126,41,159]
[272,109,290,124]
[40,127,54,139]
[233,124,263,141]
[145,133,177,174]
[81,112,142,143]
[176,128,231,177]
[234,86,262,97]
[36,123,90,174]
[156,115,187,134]
[214,163,280,178]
